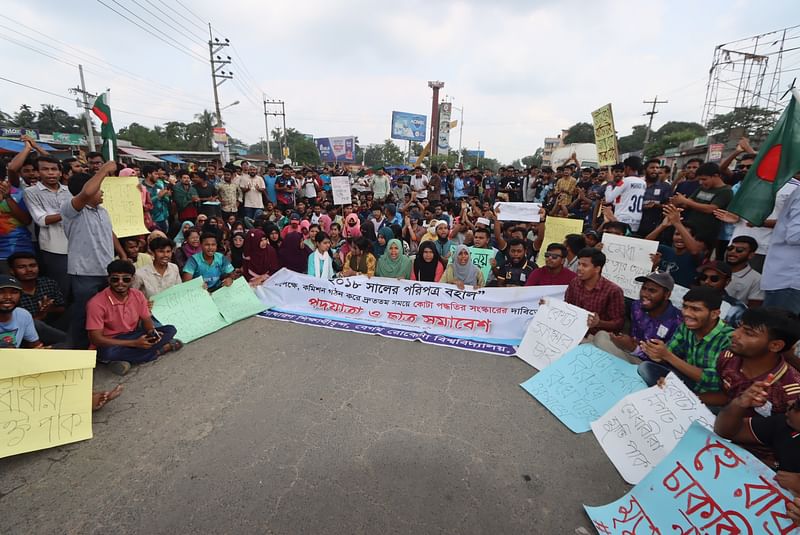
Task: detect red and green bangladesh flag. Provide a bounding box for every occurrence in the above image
[91,91,117,162]
[728,89,800,225]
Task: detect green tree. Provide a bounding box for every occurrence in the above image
[34,104,83,133]
[643,129,700,159]
[563,122,595,144]
[268,128,320,165]
[706,106,778,140]
[618,124,650,154]
[13,105,36,128]
[521,148,544,168]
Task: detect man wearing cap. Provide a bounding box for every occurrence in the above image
[281,213,303,239]
[593,271,682,364]
[0,274,41,348]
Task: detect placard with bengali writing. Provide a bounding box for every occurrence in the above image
[601,233,659,299]
[515,299,589,370]
[100,176,149,238]
[584,422,797,535]
[591,103,619,167]
[591,373,716,484]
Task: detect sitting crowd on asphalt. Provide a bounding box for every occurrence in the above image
[1,136,799,478]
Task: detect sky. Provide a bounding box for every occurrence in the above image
[2,0,799,163]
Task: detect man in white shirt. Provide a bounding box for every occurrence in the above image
[604,156,646,233]
[724,235,763,307]
[23,157,72,297]
[410,166,429,200]
[134,236,181,299]
[239,163,266,219]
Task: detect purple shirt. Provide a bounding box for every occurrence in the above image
[630,300,683,359]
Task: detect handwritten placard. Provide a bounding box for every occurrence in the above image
[447,244,495,281]
[590,373,716,484]
[591,103,618,166]
[331,176,352,205]
[494,202,541,222]
[601,233,659,299]
[516,299,589,370]
[211,277,267,324]
[151,278,228,343]
[100,176,149,238]
[0,349,96,458]
[584,422,796,535]
[541,216,584,251]
[520,345,646,433]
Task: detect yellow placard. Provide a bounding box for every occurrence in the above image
[591,103,619,166]
[100,176,149,238]
[541,216,585,250]
[0,349,96,458]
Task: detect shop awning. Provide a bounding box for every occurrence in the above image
[159,154,186,164]
[0,139,58,152]
[118,146,164,162]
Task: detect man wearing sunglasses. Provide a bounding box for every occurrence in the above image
[696,260,747,325]
[86,260,182,376]
[525,243,576,287]
[724,236,764,307]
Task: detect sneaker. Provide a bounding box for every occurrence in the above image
[108,361,131,376]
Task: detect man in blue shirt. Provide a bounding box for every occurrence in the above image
[182,233,236,291]
[143,165,170,232]
[762,178,800,314]
[264,163,278,205]
[0,274,40,348]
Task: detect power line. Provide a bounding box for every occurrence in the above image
[0,76,74,102]
[156,0,207,33]
[131,0,207,46]
[95,0,207,63]
[107,0,207,55]
[174,0,208,26]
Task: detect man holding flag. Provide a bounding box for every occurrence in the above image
[727,88,800,313]
[91,91,116,162]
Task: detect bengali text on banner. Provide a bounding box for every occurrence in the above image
[255,269,567,355]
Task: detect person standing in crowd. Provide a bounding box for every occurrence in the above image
[525,243,577,287]
[411,241,444,282]
[672,158,703,197]
[182,233,236,291]
[172,171,200,222]
[603,156,646,234]
[724,236,764,307]
[61,161,124,349]
[370,167,391,202]
[23,156,72,296]
[217,166,241,222]
[761,183,800,314]
[593,271,682,364]
[275,165,297,211]
[638,286,733,395]
[133,237,181,299]
[637,158,672,238]
[671,162,732,247]
[441,245,485,289]
[0,162,34,273]
[142,165,170,232]
[87,260,181,376]
[410,167,429,201]
[193,171,218,218]
[564,247,624,335]
[7,253,67,346]
[239,164,266,220]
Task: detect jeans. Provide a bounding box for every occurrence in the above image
[34,319,67,346]
[638,361,697,391]
[243,207,262,220]
[96,325,177,364]
[40,251,70,300]
[69,275,107,349]
[764,289,800,315]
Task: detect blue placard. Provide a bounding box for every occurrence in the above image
[390,111,427,142]
[520,345,646,433]
[584,422,796,534]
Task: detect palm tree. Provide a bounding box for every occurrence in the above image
[13,104,36,128]
[35,104,73,133]
[190,110,216,150]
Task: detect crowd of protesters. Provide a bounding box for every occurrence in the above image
[2,133,800,502]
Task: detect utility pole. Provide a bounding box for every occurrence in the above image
[428,81,444,157]
[68,64,97,152]
[642,95,668,152]
[262,93,271,162]
[208,24,232,163]
[264,99,287,162]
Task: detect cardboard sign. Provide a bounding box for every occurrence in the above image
[494,202,541,222]
[540,216,584,251]
[331,176,352,205]
[601,233,659,299]
[100,176,149,238]
[591,103,619,166]
[516,300,589,370]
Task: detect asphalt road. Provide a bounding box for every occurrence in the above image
[0,317,630,534]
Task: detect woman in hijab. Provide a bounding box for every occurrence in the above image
[243,228,280,285]
[376,239,412,279]
[318,213,332,234]
[341,237,376,277]
[373,226,394,257]
[434,220,454,264]
[411,241,444,282]
[420,219,439,243]
[228,231,246,272]
[173,220,194,246]
[441,244,485,290]
[361,220,377,244]
[172,227,202,270]
[278,231,312,273]
[263,222,282,250]
[307,231,335,280]
[342,213,361,239]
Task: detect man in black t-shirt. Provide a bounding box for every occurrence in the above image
[492,238,535,286]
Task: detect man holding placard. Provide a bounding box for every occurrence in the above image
[564,247,625,335]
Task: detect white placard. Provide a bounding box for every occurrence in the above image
[493,202,541,222]
[331,176,352,205]
[590,372,715,484]
[601,233,659,299]
[515,299,589,369]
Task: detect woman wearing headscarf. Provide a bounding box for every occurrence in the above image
[263,222,282,250]
[361,220,377,244]
[376,239,412,279]
[342,213,361,239]
[278,231,312,273]
[411,241,444,282]
[420,219,439,243]
[243,228,280,285]
[307,231,335,280]
[172,227,202,271]
[341,237,376,277]
[318,213,332,234]
[434,220,455,264]
[228,231,246,272]
[441,244,485,290]
[173,220,194,246]
[373,226,394,257]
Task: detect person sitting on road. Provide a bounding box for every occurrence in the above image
[441,245,485,290]
[7,252,67,346]
[87,260,182,376]
[564,247,625,336]
[492,238,534,287]
[0,274,42,348]
[341,237,376,277]
[375,238,412,280]
[525,243,576,287]
[182,233,236,291]
[411,241,444,282]
[133,237,182,299]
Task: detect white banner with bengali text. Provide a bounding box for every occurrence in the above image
[255,269,566,355]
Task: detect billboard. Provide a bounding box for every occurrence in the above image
[315,136,356,163]
[390,111,427,142]
[437,102,452,154]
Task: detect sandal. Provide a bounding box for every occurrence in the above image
[157,339,184,356]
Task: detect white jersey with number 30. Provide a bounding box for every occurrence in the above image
[605,176,647,232]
